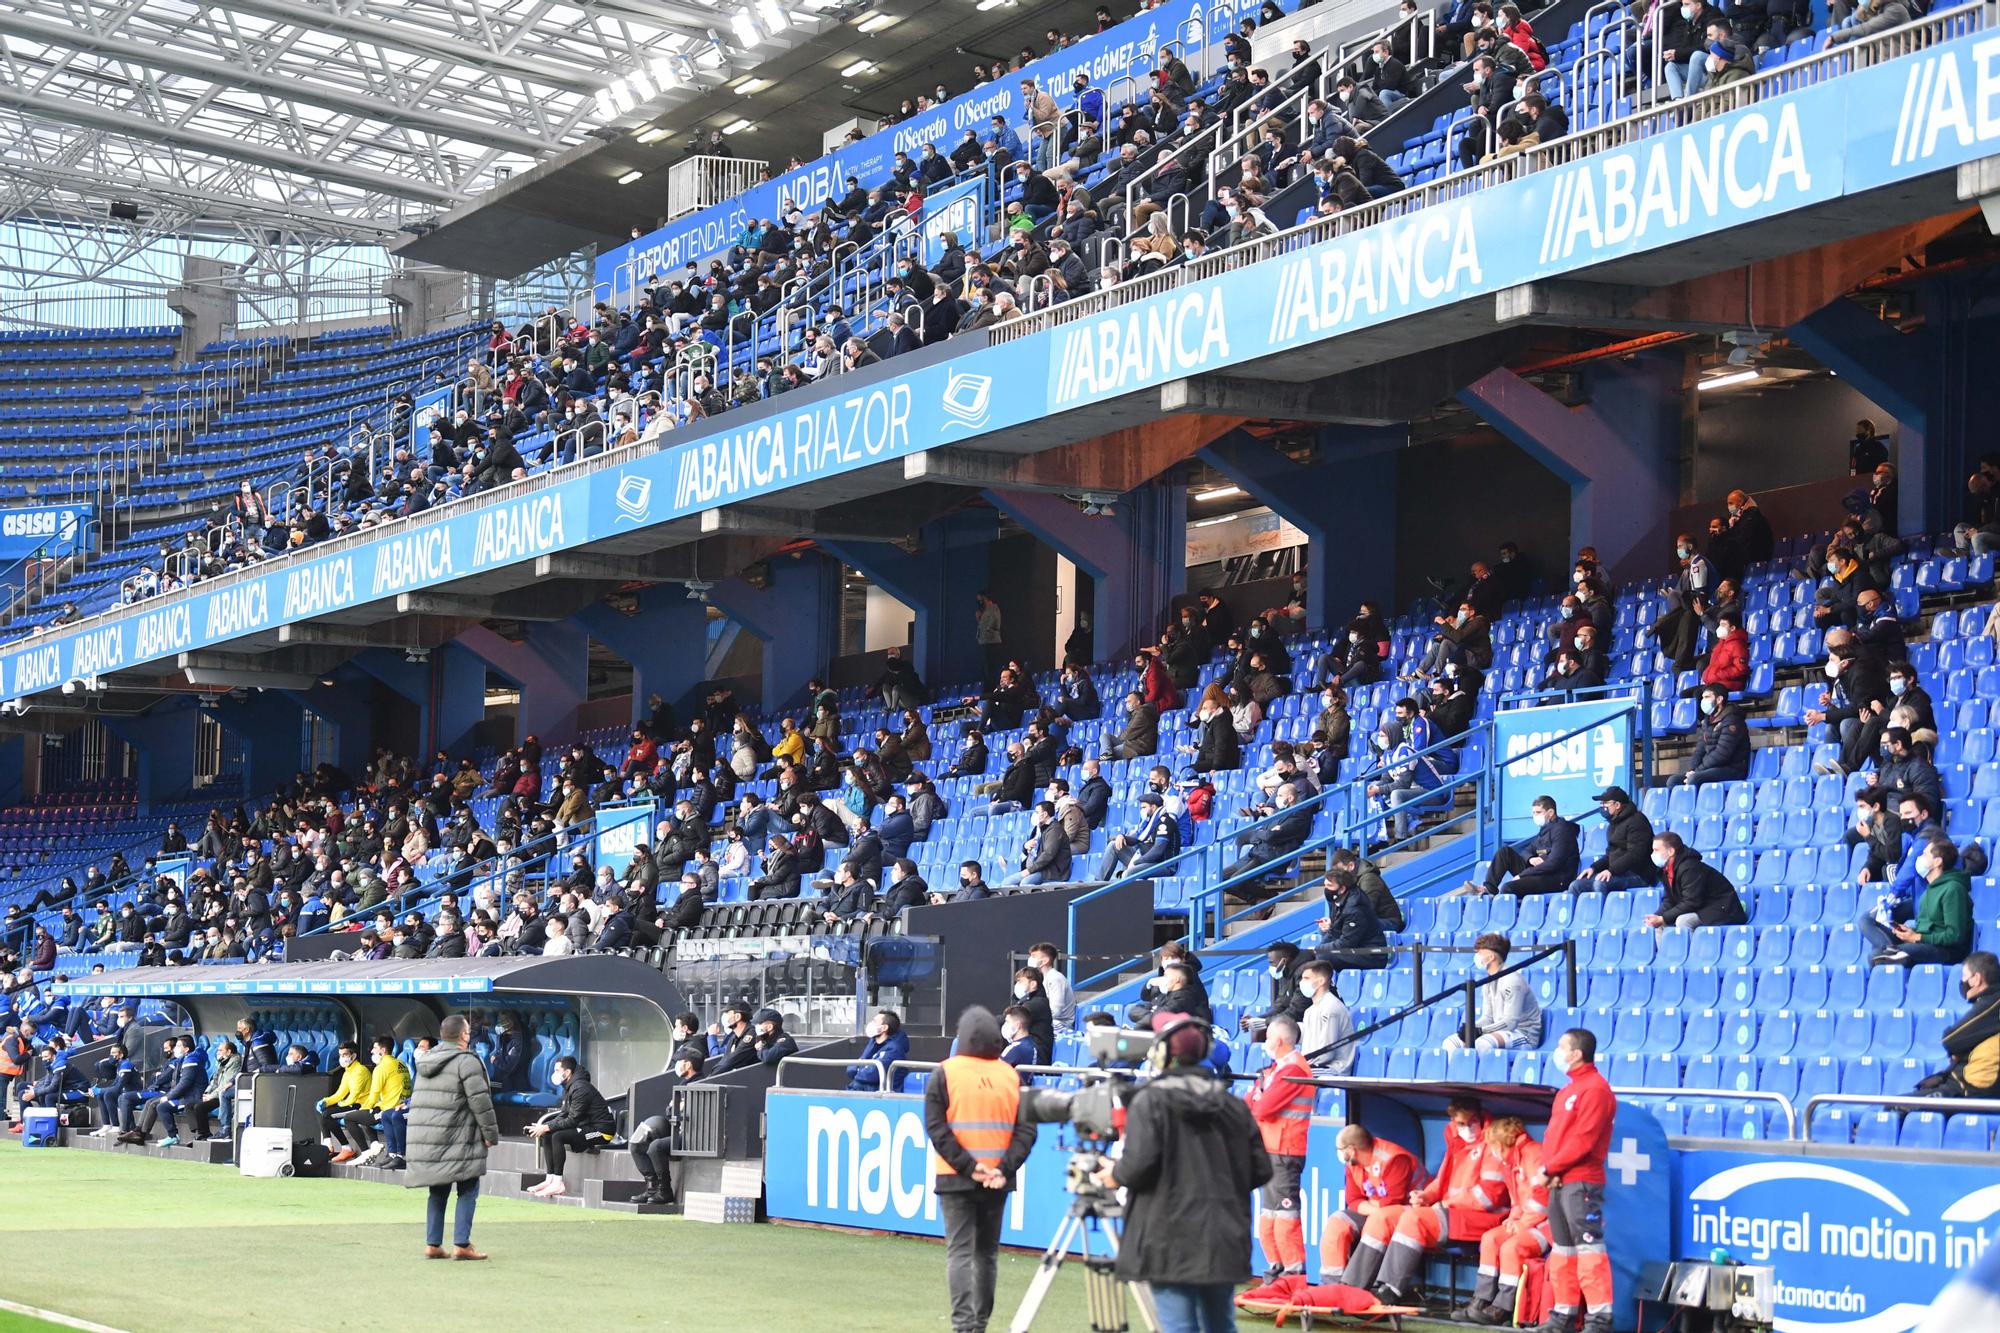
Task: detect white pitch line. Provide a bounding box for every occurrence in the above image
[0,1296,130,1333]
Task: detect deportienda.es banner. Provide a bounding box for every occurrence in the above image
[1680,1149,2000,1333]
[592,0,1292,290]
[7,25,2000,700]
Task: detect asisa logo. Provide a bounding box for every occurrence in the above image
[1682,1159,2000,1333]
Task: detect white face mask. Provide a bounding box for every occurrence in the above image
[1825,660,1842,679]
[1013,983,1030,999]
[1533,811,1550,827]
[1651,849,1670,868]
[1456,1123,1478,1142]
[1553,1047,1576,1075]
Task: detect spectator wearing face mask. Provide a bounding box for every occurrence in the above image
[1007,968,1055,1064]
[1681,684,1749,786]
[1461,794,1578,896]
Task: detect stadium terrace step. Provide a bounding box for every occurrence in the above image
[64,1128,235,1166]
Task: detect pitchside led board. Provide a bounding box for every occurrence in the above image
[766,1090,1669,1329]
[1495,699,1634,839]
[590,798,656,878]
[1680,1149,2000,1333]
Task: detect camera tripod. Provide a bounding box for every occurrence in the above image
[1008,1187,1160,1333]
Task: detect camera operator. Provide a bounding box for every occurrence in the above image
[926,1005,1038,1333]
[1092,1014,1271,1332]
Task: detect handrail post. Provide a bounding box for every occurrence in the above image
[1412,940,1426,1004]
[1564,939,1579,1007]
[1459,979,1477,1048]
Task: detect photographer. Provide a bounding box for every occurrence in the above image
[1094,1014,1271,1332]
[927,1006,1038,1333]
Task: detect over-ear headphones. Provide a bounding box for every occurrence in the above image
[1147,1016,1212,1073]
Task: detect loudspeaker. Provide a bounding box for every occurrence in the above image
[109,201,140,221]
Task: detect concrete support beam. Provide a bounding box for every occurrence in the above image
[278,622,440,650]
[982,485,1185,662]
[699,505,918,542]
[1161,376,1382,421]
[707,552,842,711]
[904,449,1082,492]
[1963,156,2000,232]
[177,648,345,685]
[394,587,579,622]
[572,587,712,729]
[455,623,588,744]
[1457,351,1686,582]
[1495,282,1729,332]
[1200,427,1403,631]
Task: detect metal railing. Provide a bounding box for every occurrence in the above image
[1306,939,1580,1066]
[1064,690,1650,991]
[992,5,1991,345]
[1802,1091,2000,1143]
[666,155,771,221]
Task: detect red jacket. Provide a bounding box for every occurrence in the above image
[1246,1050,1313,1157]
[1346,1137,1427,1212]
[1141,656,1181,713]
[1542,1061,1616,1186]
[1702,632,1749,692]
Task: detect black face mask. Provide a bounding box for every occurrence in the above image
[1962,980,1976,1001]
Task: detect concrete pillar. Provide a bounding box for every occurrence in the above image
[383,269,474,337]
[1200,426,1403,631]
[1790,278,1997,538]
[1457,351,1686,583]
[167,256,238,363]
[207,690,306,800]
[708,551,842,712]
[982,480,1187,662]
[456,622,588,745]
[820,509,997,689]
[573,587,712,728]
[0,735,26,810]
[103,699,201,808]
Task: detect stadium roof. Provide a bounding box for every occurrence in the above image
[0,0,811,244]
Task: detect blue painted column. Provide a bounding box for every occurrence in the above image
[207,689,306,800]
[456,622,589,744]
[820,509,996,688]
[290,670,376,777]
[1791,277,1996,539]
[983,479,1186,662]
[573,587,712,728]
[708,551,842,712]
[1458,350,1684,583]
[1200,426,1402,630]
[103,699,201,808]
[352,646,487,758]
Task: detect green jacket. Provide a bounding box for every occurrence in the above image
[1913,868,1973,957]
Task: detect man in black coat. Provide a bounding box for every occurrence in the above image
[1241,942,1311,1036]
[1456,56,1517,167]
[1222,783,1315,892]
[1466,795,1579,896]
[660,873,707,933]
[1315,867,1389,970]
[747,836,802,900]
[1100,1014,1270,1315]
[1683,685,1751,785]
[974,741,1036,817]
[1570,786,1658,892]
[1643,834,1747,928]
[1010,969,1056,1064]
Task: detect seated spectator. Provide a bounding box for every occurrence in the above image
[999,1006,1038,1078]
[1642,832,1747,930]
[1344,1097,1503,1298]
[1002,801,1071,887]
[1220,782,1315,897]
[1461,794,1578,896]
[1314,867,1389,971]
[1847,786,1907,885]
[845,1009,910,1092]
[1442,934,1543,1052]
[1102,691,1159,761]
[1700,611,1748,692]
[176,1038,243,1143]
[1877,725,1942,813]
[1096,791,1180,882]
[1682,684,1750,785]
[1298,960,1355,1073]
[525,1056,616,1199]
[971,741,1035,818]
[1863,836,1973,968]
[1010,968,1055,1064]
[1914,952,2000,1098]
[1570,785,1659,893]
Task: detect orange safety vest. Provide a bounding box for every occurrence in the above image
[0,1033,23,1078]
[931,1054,1021,1178]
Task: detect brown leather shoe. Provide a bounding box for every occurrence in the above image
[423,1245,447,1260]
[451,1246,489,1261]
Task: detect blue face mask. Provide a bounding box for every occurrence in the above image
[1889,678,1908,696]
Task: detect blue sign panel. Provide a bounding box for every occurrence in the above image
[592,798,656,878]
[1495,700,1634,838]
[0,505,90,559]
[923,177,987,268]
[412,385,455,452]
[1679,1148,2000,1333]
[6,29,1998,700]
